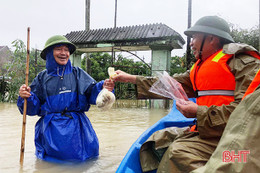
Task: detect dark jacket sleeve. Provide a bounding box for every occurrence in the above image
[88,80,104,105]
[74,67,103,106]
[136,76,165,99]
[17,73,43,116]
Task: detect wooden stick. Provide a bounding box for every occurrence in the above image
[20,27,30,165]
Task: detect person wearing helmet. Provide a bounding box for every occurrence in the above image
[17,35,115,162]
[113,16,260,172]
[191,69,260,172]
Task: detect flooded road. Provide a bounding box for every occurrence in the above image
[0,103,169,173]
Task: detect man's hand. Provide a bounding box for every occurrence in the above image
[103,79,115,92]
[176,100,198,118]
[112,70,136,84]
[19,84,31,99]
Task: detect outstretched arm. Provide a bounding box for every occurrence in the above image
[113,70,137,84]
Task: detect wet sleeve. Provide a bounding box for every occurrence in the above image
[87,80,104,105]
[197,54,260,138]
[17,76,42,116]
[74,67,103,107]
[136,76,166,99]
[17,93,41,115]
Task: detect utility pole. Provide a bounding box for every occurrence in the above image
[85,0,91,74]
[186,0,192,69]
[112,0,118,65]
[85,0,90,30]
[114,0,118,28]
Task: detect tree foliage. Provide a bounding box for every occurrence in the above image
[230,24,259,51]
[2,39,45,102]
[3,39,27,102]
[88,52,112,81]
[170,56,186,75]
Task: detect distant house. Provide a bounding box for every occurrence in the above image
[0,46,13,74]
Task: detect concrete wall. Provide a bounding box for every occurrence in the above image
[70,52,82,67]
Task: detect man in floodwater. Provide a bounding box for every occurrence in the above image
[113,16,260,172]
[17,35,114,162]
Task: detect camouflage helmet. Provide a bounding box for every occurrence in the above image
[40,35,76,60]
[184,16,234,43]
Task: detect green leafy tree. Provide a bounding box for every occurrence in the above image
[81,57,87,71]
[88,52,111,81]
[113,54,151,99]
[29,48,45,81]
[170,55,187,75]
[4,39,27,102]
[230,24,259,51]
[2,40,44,102]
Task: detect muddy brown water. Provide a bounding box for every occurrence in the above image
[0,103,169,173]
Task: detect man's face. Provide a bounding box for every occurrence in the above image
[53,45,70,65]
[190,33,205,59]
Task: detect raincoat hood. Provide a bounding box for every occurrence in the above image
[45,46,72,77]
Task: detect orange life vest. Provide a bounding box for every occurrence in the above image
[242,69,260,100]
[190,49,235,106]
[189,49,260,132]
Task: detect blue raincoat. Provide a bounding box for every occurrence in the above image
[17,49,103,162]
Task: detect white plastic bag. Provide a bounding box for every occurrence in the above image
[149,71,188,105]
[96,88,116,110]
[96,67,116,110]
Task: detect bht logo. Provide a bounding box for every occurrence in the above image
[222,150,250,163]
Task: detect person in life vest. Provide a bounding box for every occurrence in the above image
[191,70,260,173]
[17,35,115,162]
[112,16,260,172]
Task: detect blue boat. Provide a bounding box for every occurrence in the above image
[116,99,196,173]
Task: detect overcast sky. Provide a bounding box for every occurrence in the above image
[0,0,259,60]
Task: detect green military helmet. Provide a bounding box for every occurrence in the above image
[184,16,234,43]
[40,35,76,60]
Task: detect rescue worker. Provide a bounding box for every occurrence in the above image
[17,35,114,162]
[191,69,260,173]
[112,16,260,172]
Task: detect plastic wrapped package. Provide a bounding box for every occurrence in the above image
[96,67,116,110]
[96,88,115,110]
[149,71,188,105]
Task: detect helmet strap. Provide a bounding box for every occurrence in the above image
[199,35,206,60]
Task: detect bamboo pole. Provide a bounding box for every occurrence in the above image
[20,27,30,165]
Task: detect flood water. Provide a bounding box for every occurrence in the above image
[0,102,169,173]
